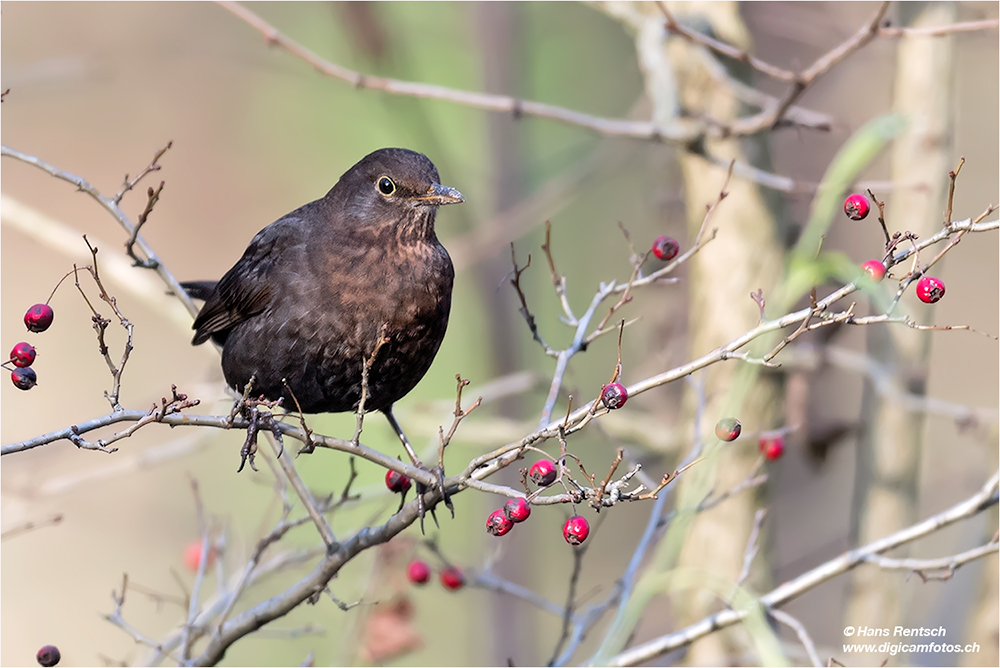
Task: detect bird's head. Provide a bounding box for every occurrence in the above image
[330,148,463,241]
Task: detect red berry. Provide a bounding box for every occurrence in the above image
[652,235,680,261]
[503,497,531,523]
[715,417,741,442]
[486,509,514,536]
[183,540,216,572]
[759,435,785,461]
[36,645,61,667]
[563,515,590,545]
[440,566,464,590]
[10,341,37,368]
[601,382,628,410]
[861,260,886,282]
[11,367,37,390]
[24,303,54,333]
[529,459,557,487]
[407,559,431,585]
[385,469,411,494]
[915,276,945,304]
[844,193,870,220]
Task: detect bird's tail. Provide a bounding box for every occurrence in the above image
[180,280,218,301]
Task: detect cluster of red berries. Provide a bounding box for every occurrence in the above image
[406,559,465,591]
[486,497,531,537]
[36,645,60,667]
[523,459,591,545]
[6,303,54,391]
[845,194,947,304]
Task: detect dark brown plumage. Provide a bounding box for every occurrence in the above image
[186,148,462,420]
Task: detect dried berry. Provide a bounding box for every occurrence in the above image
[486,509,514,536]
[915,276,945,304]
[503,497,531,523]
[385,469,412,494]
[440,566,464,590]
[11,367,37,390]
[759,435,785,461]
[843,193,870,221]
[563,515,590,545]
[715,417,741,442]
[24,303,54,333]
[10,341,37,368]
[861,260,886,282]
[407,559,431,585]
[601,382,628,410]
[36,645,61,667]
[529,459,557,487]
[652,235,680,261]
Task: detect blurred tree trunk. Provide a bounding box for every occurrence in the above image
[600,2,785,663]
[474,3,533,665]
[668,4,784,664]
[845,2,955,661]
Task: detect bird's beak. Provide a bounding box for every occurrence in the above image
[413,183,464,206]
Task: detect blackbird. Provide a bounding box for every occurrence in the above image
[184,148,463,519]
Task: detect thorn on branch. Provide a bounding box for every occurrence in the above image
[750,288,766,321]
[866,188,891,247]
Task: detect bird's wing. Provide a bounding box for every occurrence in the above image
[190,223,287,345]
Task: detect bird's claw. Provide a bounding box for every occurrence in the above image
[414,465,452,535]
[237,398,284,473]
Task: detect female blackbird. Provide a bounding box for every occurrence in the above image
[186,148,462,487]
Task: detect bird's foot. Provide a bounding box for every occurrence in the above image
[237,397,284,473]
[414,463,454,535]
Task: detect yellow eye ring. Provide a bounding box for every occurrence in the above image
[377,176,395,196]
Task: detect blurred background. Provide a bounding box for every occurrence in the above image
[2,2,997,666]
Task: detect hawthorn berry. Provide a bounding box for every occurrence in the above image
[407,559,431,585]
[861,260,886,282]
[915,276,945,304]
[486,509,514,537]
[11,367,37,391]
[24,303,54,333]
[652,235,680,261]
[715,417,741,442]
[440,566,464,590]
[385,469,412,494]
[529,459,557,487]
[504,497,531,523]
[759,435,785,461]
[843,193,870,221]
[183,540,216,572]
[36,645,60,667]
[601,382,628,410]
[10,341,36,368]
[563,515,590,545]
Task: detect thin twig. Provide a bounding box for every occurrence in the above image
[0,514,64,540]
[0,144,198,317]
[770,609,823,668]
[604,470,999,666]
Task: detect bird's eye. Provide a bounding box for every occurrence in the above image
[377,176,395,196]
